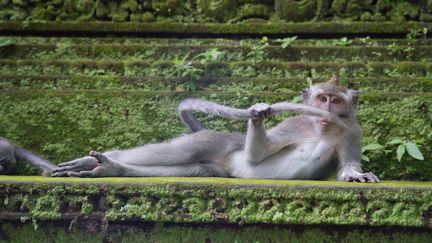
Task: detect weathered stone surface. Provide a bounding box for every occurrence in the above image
[0,176,431,228]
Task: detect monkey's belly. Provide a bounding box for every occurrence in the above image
[228,142,335,179]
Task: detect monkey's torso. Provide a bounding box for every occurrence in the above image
[227,141,336,179]
[223,116,346,179]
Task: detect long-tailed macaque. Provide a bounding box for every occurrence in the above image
[0,76,379,182]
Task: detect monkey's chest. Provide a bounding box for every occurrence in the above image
[252,142,336,179]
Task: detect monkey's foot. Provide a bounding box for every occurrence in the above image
[343,172,380,183]
[57,151,125,177]
[52,156,99,177]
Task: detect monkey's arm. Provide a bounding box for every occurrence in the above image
[336,134,380,183]
[244,103,274,164]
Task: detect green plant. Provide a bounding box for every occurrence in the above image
[194,48,224,63]
[388,139,424,161]
[359,36,372,46]
[361,143,384,162]
[276,36,297,49]
[169,52,203,91]
[0,38,15,47]
[332,37,352,46]
[404,28,427,60]
[247,37,269,64]
[361,140,424,163]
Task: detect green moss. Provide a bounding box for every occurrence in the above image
[152,0,182,16]
[0,21,431,35]
[196,0,237,22]
[274,0,318,22]
[0,176,431,228]
[1,223,431,243]
[238,3,271,20]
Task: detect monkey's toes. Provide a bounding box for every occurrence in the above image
[89,151,110,164]
[89,150,100,157]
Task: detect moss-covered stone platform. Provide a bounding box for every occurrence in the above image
[1,176,431,227]
[1,177,431,242]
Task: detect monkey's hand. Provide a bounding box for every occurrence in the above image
[53,151,124,177]
[340,171,380,183]
[248,103,272,126]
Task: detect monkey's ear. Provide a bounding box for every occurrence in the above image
[351,90,360,109]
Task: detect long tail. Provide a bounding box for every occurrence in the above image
[178,98,252,132]
[177,98,338,133]
[14,145,57,176]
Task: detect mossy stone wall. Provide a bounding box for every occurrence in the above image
[0,0,431,23]
[0,177,431,228]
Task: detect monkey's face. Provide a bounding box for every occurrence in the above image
[304,84,355,119]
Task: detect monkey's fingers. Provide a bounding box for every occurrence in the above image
[89,151,114,165]
[53,165,77,173]
[364,172,380,183]
[58,156,97,167]
[67,166,104,177]
[51,171,69,177]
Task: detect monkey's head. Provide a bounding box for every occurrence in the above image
[302,75,359,118]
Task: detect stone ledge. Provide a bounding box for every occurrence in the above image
[0,176,431,228]
[1,21,431,37]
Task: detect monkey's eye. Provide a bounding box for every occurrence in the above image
[319,96,327,102]
[332,98,341,104]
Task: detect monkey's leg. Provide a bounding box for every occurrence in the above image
[65,151,226,177]
[53,130,242,177]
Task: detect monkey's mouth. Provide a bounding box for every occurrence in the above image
[319,119,332,126]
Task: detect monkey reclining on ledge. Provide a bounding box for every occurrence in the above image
[0,77,379,182]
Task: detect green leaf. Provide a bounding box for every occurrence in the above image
[291,95,302,103]
[0,39,15,48]
[405,142,424,160]
[362,143,384,152]
[306,77,313,87]
[396,144,405,161]
[362,155,370,162]
[388,139,403,145]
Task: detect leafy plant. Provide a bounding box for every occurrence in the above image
[194,48,224,63]
[361,143,384,162]
[361,140,424,162]
[169,52,203,91]
[388,139,424,161]
[276,36,297,49]
[0,38,15,48]
[332,37,352,46]
[247,37,269,64]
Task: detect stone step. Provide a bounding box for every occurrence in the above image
[1,21,431,37]
[2,43,431,62]
[3,36,432,47]
[1,74,431,93]
[0,176,431,229]
[1,59,431,78]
